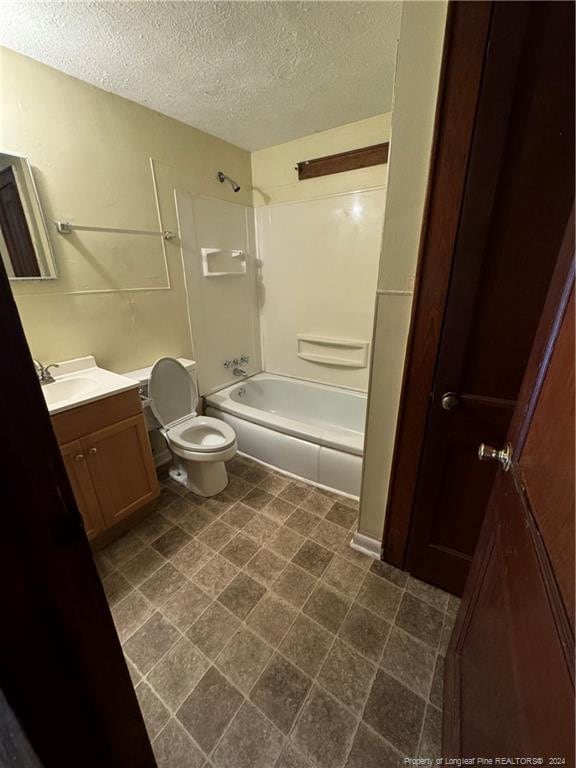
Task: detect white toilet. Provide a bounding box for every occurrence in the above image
[148,357,237,497]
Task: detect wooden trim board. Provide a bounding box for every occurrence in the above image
[297,143,389,180]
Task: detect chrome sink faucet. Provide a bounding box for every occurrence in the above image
[33,359,60,385]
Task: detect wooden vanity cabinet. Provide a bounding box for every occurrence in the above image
[51,389,160,541]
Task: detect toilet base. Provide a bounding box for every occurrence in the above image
[169,457,229,497]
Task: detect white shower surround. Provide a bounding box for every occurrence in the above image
[205,373,366,497]
[177,186,388,496]
[256,187,387,391]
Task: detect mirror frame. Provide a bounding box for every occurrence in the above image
[0,149,58,281]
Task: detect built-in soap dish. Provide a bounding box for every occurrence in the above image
[296,334,369,368]
[201,247,247,277]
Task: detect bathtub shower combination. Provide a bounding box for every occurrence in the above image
[205,373,366,497]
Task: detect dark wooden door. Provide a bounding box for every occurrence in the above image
[0,165,40,277]
[0,240,156,763]
[444,223,574,758]
[405,1,575,595]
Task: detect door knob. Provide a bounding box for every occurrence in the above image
[478,442,512,471]
[441,392,460,411]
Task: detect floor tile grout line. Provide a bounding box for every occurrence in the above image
[143,621,227,764]
[206,657,290,762]
[112,591,156,644]
[283,563,391,765]
[137,591,275,765]
[221,461,439,757]
[151,707,210,764]
[167,640,372,750]
[381,582,443,728]
[115,520,408,680]
[143,480,346,607]
[341,566,410,762]
[105,460,447,764]
[377,628,439,702]
[278,549,394,762]
[405,577,451,614]
[117,547,169,588]
[220,591,351,765]
[365,616,427,761]
[112,536,438,672]
[209,513,357,577]
[131,622,185,690]
[187,559,379,763]
[182,606,404,768]
[395,589,435,759]
[197,563,329,764]
[148,595,238,681]
[113,541,212,644]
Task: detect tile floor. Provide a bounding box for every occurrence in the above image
[95,456,459,768]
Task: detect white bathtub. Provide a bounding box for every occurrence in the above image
[205,373,366,496]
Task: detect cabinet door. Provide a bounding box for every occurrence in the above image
[60,439,106,540]
[83,414,160,528]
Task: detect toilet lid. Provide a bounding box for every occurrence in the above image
[149,357,198,427]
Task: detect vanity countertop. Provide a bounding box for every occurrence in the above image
[42,356,139,416]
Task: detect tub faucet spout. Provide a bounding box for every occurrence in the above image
[233,367,247,377]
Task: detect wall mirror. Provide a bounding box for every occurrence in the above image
[0,152,57,280]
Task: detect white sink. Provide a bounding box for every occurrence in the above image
[40,356,139,415]
[43,377,98,406]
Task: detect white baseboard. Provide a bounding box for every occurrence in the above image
[350,531,382,560]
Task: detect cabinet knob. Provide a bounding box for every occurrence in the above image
[74,454,84,462]
[88,447,98,455]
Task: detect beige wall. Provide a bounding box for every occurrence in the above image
[358,1,448,540]
[251,114,391,207]
[0,47,252,373]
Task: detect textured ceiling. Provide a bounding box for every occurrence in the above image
[0,1,401,150]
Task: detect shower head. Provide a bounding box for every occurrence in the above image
[217,170,241,193]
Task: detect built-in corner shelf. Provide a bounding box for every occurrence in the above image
[296,334,369,368]
[201,247,247,277]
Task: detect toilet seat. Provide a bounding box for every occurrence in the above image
[167,416,236,453]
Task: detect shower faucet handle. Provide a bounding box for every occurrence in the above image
[225,356,248,368]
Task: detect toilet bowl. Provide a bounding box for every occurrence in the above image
[148,357,237,496]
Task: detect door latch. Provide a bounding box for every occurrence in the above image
[478,442,512,471]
